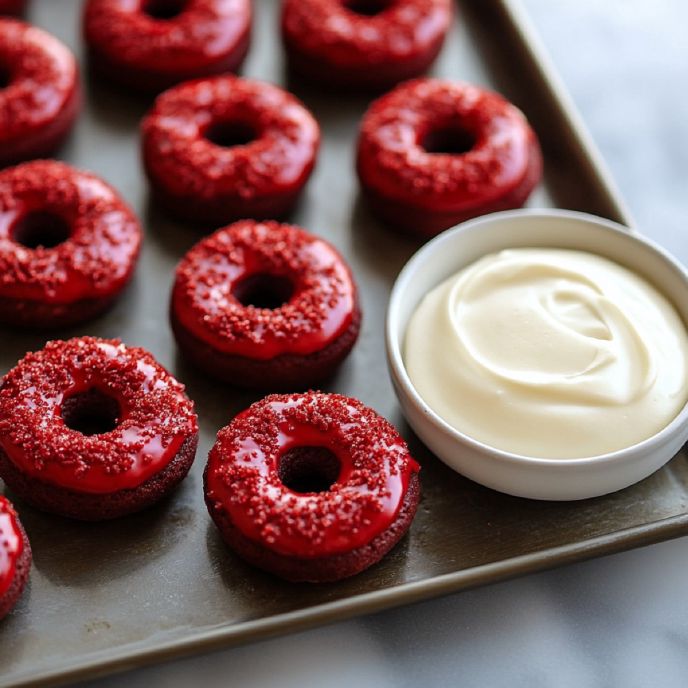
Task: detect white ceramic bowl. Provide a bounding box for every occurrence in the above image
[386,209,688,500]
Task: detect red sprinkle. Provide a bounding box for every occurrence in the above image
[0,19,80,164]
[281,0,452,88]
[0,496,22,598]
[0,160,141,304]
[83,0,251,91]
[141,76,320,223]
[357,78,541,213]
[0,337,198,494]
[205,392,420,558]
[172,220,357,360]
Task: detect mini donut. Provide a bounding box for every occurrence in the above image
[0,0,25,16]
[281,0,452,90]
[142,76,319,226]
[0,496,31,620]
[0,19,80,165]
[0,160,142,329]
[205,392,421,582]
[357,78,543,237]
[0,337,199,521]
[83,0,251,92]
[171,220,360,389]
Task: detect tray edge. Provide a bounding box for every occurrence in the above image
[7,513,688,688]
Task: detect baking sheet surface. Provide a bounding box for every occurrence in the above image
[2,1,685,686]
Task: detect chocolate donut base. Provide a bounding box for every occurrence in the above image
[147,178,310,229]
[206,471,421,583]
[284,36,446,92]
[170,305,362,391]
[0,433,199,521]
[0,292,121,330]
[361,137,543,238]
[86,28,251,93]
[0,85,81,167]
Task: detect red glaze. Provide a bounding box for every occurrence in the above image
[0,19,80,165]
[281,0,452,90]
[0,337,199,495]
[142,76,320,226]
[205,392,420,559]
[0,496,22,598]
[83,0,252,92]
[0,160,141,326]
[0,0,25,15]
[357,78,543,237]
[172,220,357,360]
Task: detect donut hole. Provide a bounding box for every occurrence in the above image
[421,126,477,155]
[278,446,341,494]
[11,211,72,249]
[205,121,257,149]
[62,388,121,436]
[233,273,295,309]
[142,0,188,19]
[343,0,392,16]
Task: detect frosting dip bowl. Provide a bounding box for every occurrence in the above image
[386,209,688,500]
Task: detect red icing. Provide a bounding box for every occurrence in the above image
[0,19,80,163]
[357,78,541,214]
[0,496,22,598]
[0,337,198,495]
[83,0,251,89]
[141,76,319,211]
[0,160,141,305]
[281,0,451,87]
[205,392,420,559]
[172,220,357,360]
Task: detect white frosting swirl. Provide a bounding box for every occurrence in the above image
[404,248,688,458]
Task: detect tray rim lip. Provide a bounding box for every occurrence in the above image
[7,512,688,688]
[495,0,635,229]
[3,0,679,686]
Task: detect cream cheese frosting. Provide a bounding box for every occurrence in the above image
[404,248,688,458]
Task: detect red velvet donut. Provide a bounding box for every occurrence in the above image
[0,19,80,166]
[0,496,31,620]
[142,76,320,226]
[171,220,360,389]
[205,392,421,582]
[357,78,543,237]
[0,161,142,329]
[0,0,25,16]
[0,337,199,521]
[281,0,452,90]
[83,0,251,92]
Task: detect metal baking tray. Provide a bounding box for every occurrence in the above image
[2,0,686,686]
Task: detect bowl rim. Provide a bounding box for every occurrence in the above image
[385,208,688,468]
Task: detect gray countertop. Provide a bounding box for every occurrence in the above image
[80,1,688,686]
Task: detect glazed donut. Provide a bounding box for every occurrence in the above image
[281,0,452,90]
[0,160,142,329]
[0,0,25,16]
[171,220,360,389]
[83,0,251,92]
[142,76,320,226]
[0,496,31,620]
[0,19,79,166]
[0,337,199,521]
[357,78,543,237]
[205,392,421,582]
